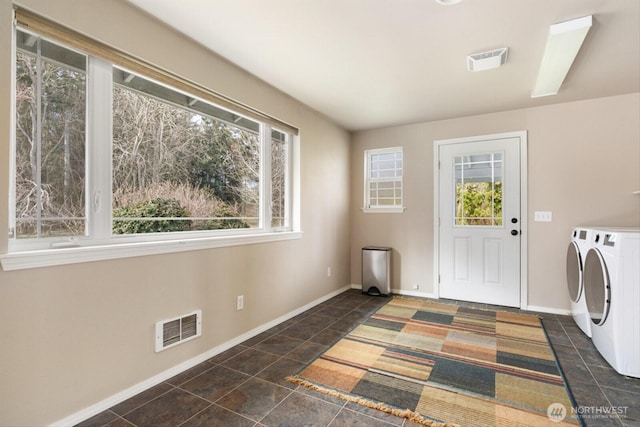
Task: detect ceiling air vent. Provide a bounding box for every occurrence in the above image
[467,47,508,72]
[155,310,202,352]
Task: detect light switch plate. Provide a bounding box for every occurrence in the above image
[534,211,553,222]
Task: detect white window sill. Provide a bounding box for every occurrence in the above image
[0,231,303,271]
[361,207,406,214]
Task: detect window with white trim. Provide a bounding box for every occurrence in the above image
[9,24,296,254]
[363,147,404,213]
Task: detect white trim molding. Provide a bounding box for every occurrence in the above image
[1,231,302,271]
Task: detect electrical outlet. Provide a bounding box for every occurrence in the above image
[327,267,331,277]
[236,295,244,311]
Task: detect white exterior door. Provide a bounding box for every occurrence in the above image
[436,133,524,307]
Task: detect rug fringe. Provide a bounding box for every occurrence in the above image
[286,376,460,427]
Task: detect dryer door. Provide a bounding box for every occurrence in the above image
[566,241,582,303]
[583,248,611,326]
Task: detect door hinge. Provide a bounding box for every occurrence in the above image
[438,274,441,284]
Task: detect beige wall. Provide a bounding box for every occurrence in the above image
[350,93,640,310]
[0,1,351,425]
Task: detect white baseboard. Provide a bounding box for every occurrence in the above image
[51,284,352,427]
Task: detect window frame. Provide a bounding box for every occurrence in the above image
[2,19,301,271]
[362,147,405,214]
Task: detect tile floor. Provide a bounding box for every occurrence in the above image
[77,290,639,427]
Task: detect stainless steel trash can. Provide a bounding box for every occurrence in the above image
[362,246,391,296]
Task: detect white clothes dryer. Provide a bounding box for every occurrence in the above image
[566,227,593,337]
[583,227,640,378]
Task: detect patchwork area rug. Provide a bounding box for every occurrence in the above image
[288,297,579,427]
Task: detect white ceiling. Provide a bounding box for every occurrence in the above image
[127,0,639,131]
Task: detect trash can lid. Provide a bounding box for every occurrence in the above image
[363,246,392,251]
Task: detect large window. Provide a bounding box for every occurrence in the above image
[363,147,404,213]
[10,27,296,255]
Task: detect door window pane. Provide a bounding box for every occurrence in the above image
[454,153,502,226]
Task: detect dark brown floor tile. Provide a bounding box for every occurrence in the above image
[589,365,640,393]
[552,342,580,358]
[208,345,250,365]
[166,362,214,386]
[256,357,307,389]
[181,365,250,402]
[568,378,604,408]
[558,315,576,324]
[103,417,137,427]
[294,384,348,407]
[546,330,573,347]
[260,391,342,427]
[568,329,595,350]
[579,347,611,368]
[253,334,304,356]
[309,328,346,346]
[285,341,328,364]
[622,419,640,427]
[582,415,624,427]
[180,404,255,427]
[340,310,371,325]
[265,317,300,334]
[241,331,274,347]
[315,306,352,318]
[541,317,565,331]
[222,348,281,376]
[123,388,210,427]
[329,408,396,426]
[74,410,120,427]
[216,377,292,421]
[279,323,325,340]
[303,313,338,327]
[329,319,357,334]
[601,387,640,420]
[343,402,404,426]
[110,382,173,415]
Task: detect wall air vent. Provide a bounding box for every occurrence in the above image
[155,310,202,352]
[467,47,509,72]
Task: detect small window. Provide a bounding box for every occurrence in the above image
[363,147,404,213]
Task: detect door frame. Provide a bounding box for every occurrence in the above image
[433,131,528,309]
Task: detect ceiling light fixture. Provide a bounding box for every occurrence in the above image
[467,48,509,72]
[435,0,462,5]
[531,15,593,98]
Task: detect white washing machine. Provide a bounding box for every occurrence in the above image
[566,227,593,337]
[583,227,640,378]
